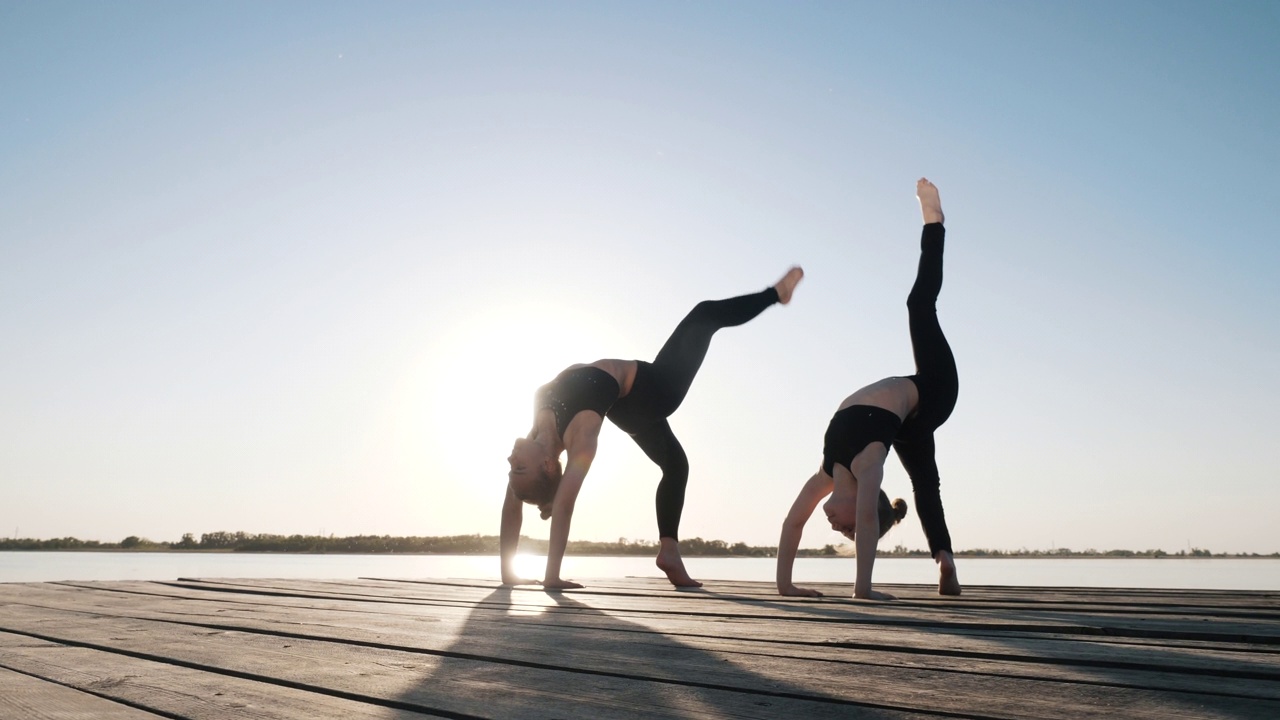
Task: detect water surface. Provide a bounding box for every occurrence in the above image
[3,552,1277,591]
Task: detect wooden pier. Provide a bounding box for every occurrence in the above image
[1,576,1277,719]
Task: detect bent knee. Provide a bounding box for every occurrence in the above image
[688,300,718,321]
[906,293,936,312]
[663,457,690,481]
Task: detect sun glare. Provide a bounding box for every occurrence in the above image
[504,565,555,616]
[513,553,547,580]
[414,301,631,507]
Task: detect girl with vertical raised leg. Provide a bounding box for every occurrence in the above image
[776,178,960,599]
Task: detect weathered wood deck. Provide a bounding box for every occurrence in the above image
[1,576,1278,719]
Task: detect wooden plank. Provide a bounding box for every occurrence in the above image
[5,576,1274,712]
[390,577,1280,619]
[0,609,932,720]
[21,578,1280,666]
[0,664,166,720]
[433,573,1280,596]
[188,575,1280,620]
[70,573,1274,630]
[579,575,1280,606]
[2,594,1277,719]
[156,577,1280,645]
[8,579,1280,692]
[349,574,1280,606]
[0,632,431,720]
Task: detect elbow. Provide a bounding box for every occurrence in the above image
[781,514,807,533]
[553,497,577,518]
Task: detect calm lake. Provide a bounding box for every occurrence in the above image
[2,551,1278,591]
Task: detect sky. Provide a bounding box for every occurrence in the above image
[2,1,1278,557]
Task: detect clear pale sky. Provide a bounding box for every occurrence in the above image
[3,2,1278,554]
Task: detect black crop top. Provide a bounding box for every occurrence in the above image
[536,366,621,438]
[821,405,903,477]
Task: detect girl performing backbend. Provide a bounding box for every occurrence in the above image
[777,178,960,599]
[504,267,804,589]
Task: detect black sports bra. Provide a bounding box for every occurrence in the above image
[821,405,903,476]
[536,367,621,438]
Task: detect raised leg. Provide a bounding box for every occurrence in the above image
[649,293,772,407]
[907,226,956,401]
[908,180,956,417]
[646,268,803,417]
[901,180,961,596]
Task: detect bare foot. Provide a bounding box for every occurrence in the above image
[656,538,703,587]
[937,551,961,596]
[778,583,823,597]
[917,178,944,225]
[773,266,804,305]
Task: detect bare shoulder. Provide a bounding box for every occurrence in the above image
[838,377,917,420]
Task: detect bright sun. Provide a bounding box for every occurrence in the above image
[413,301,630,506]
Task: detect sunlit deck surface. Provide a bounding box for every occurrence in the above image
[1,576,1278,719]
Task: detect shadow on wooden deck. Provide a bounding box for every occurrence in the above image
[412,587,870,719]
[392,578,1280,719]
[0,576,1277,719]
[706,587,1280,719]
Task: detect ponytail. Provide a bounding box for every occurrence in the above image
[877,492,909,538]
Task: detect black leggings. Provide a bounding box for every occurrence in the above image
[892,223,958,557]
[607,287,780,540]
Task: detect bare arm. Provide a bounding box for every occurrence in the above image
[852,463,894,600]
[500,486,539,585]
[543,423,600,589]
[777,471,833,597]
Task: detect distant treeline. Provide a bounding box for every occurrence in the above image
[1,533,1277,558]
[0,533,787,557]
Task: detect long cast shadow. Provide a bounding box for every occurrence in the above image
[397,586,926,720]
[704,583,1280,720]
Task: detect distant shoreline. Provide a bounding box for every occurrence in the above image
[1,534,1275,561]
